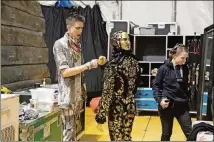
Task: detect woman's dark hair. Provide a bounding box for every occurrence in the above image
[168,43,188,58]
[66,13,85,26]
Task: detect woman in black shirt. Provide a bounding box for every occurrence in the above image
[153,44,192,141]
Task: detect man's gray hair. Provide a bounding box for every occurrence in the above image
[66,13,85,26]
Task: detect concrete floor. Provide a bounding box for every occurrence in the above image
[80,107,196,141]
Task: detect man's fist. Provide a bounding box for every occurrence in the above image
[90,59,98,69]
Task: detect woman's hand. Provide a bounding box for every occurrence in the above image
[128,114,135,118]
[160,98,169,109]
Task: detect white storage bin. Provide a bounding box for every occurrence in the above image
[29,88,56,103]
[148,22,178,35]
[37,102,57,112]
[139,27,155,35]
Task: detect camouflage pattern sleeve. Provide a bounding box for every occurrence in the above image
[53,41,70,70]
[127,57,140,115]
[95,66,115,124]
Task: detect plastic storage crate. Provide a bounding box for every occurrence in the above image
[148,22,178,35]
[139,27,155,35]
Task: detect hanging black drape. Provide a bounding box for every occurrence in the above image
[41,4,108,98]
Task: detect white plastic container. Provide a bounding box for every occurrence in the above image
[139,27,156,35]
[29,89,38,100]
[29,88,56,103]
[36,102,57,112]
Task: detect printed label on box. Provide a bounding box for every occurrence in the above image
[158,24,165,29]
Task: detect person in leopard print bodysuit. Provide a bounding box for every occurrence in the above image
[95,31,140,141]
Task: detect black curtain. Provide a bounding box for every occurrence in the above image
[41,4,108,102]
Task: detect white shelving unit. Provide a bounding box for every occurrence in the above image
[130,34,205,113]
[106,22,206,113]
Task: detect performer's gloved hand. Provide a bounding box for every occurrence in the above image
[97,56,107,66]
[95,114,106,124]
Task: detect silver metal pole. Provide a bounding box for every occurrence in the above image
[172,0,177,22]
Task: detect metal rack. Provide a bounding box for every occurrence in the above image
[132,34,208,114]
[197,24,214,122]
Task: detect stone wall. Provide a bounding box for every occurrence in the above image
[1,1,50,90]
